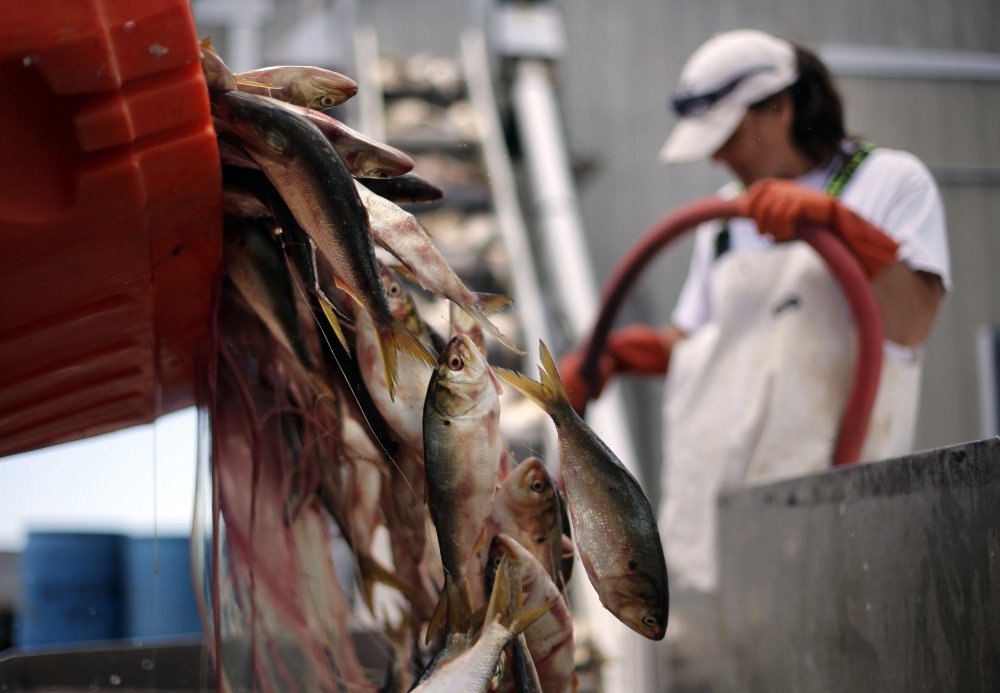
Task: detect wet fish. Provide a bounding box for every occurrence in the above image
[258,95,415,179]
[200,43,236,91]
[356,265,437,452]
[486,535,575,693]
[212,90,434,398]
[356,182,521,355]
[223,216,314,372]
[496,341,669,640]
[487,457,564,588]
[358,173,444,205]
[236,65,358,109]
[423,334,503,619]
[449,300,487,355]
[413,556,556,692]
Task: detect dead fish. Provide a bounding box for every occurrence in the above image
[258,95,414,179]
[223,216,314,372]
[236,65,358,109]
[423,334,503,620]
[413,556,555,692]
[355,265,437,452]
[212,90,434,398]
[358,173,444,205]
[486,535,575,693]
[356,182,521,355]
[488,457,564,588]
[495,341,669,640]
[200,44,236,91]
[449,300,487,355]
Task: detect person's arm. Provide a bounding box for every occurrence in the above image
[738,179,946,346]
[559,323,686,414]
[872,265,944,347]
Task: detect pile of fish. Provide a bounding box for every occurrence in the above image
[197,39,668,693]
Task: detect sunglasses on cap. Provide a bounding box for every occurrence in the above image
[668,65,777,118]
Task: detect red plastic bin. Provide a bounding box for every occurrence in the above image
[0,0,222,458]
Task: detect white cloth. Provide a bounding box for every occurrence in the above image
[658,144,950,593]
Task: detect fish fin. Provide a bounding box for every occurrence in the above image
[537,340,570,401]
[334,277,364,306]
[200,36,216,52]
[494,366,552,412]
[476,292,513,316]
[317,294,350,352]
[425,581,448,646]
[376,317,436,401]
[484,556,557,639]
[426,574,469,646]
[234,77,275,90]
[462,307,526,356]
[359,555,416,606]
[387,263,420,285]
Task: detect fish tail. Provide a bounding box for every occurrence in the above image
[476,292,513,316]
[376,317,436,401]
[537,340,570,402]
[317,294,350,352]
[358,555,417,608]
[494,339,569,413]
[485,556,556,639]
[425,574,472,646]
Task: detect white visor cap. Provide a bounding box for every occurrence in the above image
[660,30,798,163]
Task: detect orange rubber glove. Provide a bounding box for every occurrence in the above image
[739,179,900,278]
[558,325,671,414]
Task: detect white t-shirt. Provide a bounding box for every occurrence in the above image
[671,145,952,337]
[659,144,951,594]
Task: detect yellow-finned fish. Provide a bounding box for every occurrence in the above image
[356,182,521,355]
[257,95,414,179]
[487,457,564,588]
[423,334,503,622]
[212,90,434,399]
[486,534,575,693]
[413,556,556,692]
[495,341,669,640]
[235,65,358,109]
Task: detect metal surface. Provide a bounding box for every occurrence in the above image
[0,638,215,691]
[716,437,1000,692]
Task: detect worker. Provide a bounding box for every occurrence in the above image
[559,29,950,689]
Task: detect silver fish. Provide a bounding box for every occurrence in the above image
[496,341,669,640]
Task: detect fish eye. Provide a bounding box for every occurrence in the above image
[376,170,390,179]
[641,615,657,627]
[530,479,545,493]
[447,354,464,371]
[492,556,502,568]
[320,95,336,107]
[387,282,400,296]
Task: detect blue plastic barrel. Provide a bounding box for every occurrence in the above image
[17,532,125,647]
[122,535,202,639]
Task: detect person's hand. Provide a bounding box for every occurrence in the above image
[558,325,671,415]
[738,179,836,242]
[738,179,900,277]
[558,348,615,415]
[606,324,671,375]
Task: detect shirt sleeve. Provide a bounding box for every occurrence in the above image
[848,151,952,291]
[670,223,719,333]
[882,159,952,291]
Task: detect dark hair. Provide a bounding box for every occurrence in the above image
[750,44,847,167]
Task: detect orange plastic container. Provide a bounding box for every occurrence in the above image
[0,0,222,458]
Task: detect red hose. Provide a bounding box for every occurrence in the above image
[578,196,882,468]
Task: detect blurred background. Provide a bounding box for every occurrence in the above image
[1,0,997,688]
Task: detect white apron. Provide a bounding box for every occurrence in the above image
[658,241,920,593]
